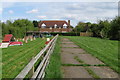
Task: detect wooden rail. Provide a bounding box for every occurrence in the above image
[14,34,58,80]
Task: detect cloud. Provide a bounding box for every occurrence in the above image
[8,10,14,14]
[2,2,118,27]
[1,0,120,2]
[2,2,15,8]
[0,8,2,14]
[26,9,38,13]
[64,3,117,20]
[37,15,47,19]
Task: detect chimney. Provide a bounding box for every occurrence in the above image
[68,20,70,27]
[68,20,70,32]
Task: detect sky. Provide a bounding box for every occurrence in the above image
[0,2,118,27]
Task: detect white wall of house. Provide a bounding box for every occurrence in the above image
[41,23,46,28]
[54,24,57,28]
[63,23,67,28]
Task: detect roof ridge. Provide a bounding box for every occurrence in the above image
[39,20,69,27]
[42,20,66,21]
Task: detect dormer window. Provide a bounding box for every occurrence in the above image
[54,24,57,28]
[41,23,46,28]
[63,23,67,28]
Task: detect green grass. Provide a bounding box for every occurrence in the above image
[64,36,119,73]
[74,56,84,63]
[2,38,46,78]
[85,67,100,78]
[45,37,62,78]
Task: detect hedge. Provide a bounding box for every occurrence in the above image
[50,32,80,36]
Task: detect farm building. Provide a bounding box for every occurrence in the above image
[38,20,72,33]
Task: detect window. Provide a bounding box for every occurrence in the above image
[41,23,46,28]
[54,24,57,28]
[63,24,67,28]
[63,26,66,28]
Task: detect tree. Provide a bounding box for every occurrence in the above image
[90,23,99,37]
[2,19,35,38]
[75,22,91,32]
[98,20,111,38]
[109,16,120,40]
[13,19,34,38]
[90,20,111,38]
[2,22,10,37]
[73,16,119,40]
[33,20,38,27]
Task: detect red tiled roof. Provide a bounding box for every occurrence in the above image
[2,34,13,42]
[39,20,69,28]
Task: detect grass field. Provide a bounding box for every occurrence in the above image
[2,36,119,78]
[2,38,46,78]
[45,37,62,78]
[64,36,119,73]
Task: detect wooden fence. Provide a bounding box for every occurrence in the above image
[14,34,58,80]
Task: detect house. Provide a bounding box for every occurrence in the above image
[38,20,72,33]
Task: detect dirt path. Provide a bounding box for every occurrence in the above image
[61,38,118,78]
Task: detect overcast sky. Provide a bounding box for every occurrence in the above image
[0,2,118,27]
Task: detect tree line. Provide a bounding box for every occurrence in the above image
[73,16,120,40]
[0,19,39,38]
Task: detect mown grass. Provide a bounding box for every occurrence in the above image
[74,56,84,63]
[64,36,119,73]
[2,38,46,78]
[45,37,62,78]
[85,67,100,78]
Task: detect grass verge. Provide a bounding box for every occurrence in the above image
[45,37,62,78]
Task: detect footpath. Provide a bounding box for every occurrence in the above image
[61,38,118,78]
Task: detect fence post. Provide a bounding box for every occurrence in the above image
[32,57,35,75]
